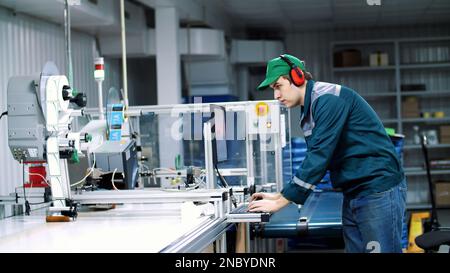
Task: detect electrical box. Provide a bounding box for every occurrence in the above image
[94,139,138,189]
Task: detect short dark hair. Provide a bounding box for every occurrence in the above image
[304,71,313,80]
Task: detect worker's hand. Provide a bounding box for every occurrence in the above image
[249,192,281,202]
[248,195,290,213]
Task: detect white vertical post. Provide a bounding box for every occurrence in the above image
[156,6,181,105]
[204,121,215,189]
[64,0,73,87]
[94,57,105,120]
[155,6,183,171]
[120,0,129,108]
[97,81,104,119]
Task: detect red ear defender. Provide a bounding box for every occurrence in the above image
[280,55,305,87]
[290,67,305,87]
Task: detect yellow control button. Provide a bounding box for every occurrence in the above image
[255,102,269,117]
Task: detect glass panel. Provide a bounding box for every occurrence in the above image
[69,101,292,191]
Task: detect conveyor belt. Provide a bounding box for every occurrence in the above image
[254,191,343,239]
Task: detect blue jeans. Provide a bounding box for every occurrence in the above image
[342,179,407,253]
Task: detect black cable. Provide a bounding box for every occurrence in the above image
[214,164,229,188]
[214,165,237,208]
[0,111,7,120]
[421,134,440,230]
[21,160,30,216]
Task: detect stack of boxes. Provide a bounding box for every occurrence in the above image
[402,97,420,118]
[436,126,450,207]
[333,49,362,67]
[440,125,450,144]
[369,51,389,66]
[436,182,450,207]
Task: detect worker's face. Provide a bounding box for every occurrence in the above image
[270,76,301,108]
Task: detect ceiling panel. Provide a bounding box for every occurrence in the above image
[208,0,450,30]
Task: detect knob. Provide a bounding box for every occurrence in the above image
[70,93,87,108]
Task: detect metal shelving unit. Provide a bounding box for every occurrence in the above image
[402,117,450,124]
[382,118,399,124]
[404,168,450,176]
[362,92,397,98]
[331,36,450,134]
[407,204,450,210]
[407,203,432,210]
[404,144,450,149]
[400,62,450,69]
[331,36,450,210]
[332,65,395,72]
[401,90,450,97]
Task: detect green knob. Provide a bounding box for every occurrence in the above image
[71,149,80,164]
[85,133,92,142]
[72,88,78,96]
[385,127,395,136]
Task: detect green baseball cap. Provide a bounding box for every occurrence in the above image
[257,54,306,90]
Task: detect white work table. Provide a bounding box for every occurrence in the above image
[0,203,221,253]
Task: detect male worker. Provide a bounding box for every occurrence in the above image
[248,54,406,253]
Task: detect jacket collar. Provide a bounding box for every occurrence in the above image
[301,80,315,123]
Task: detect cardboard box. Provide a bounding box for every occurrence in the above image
[403,112,420,118]
[440,125,450,136]
[334,49,362,67]
[435,182,450,207]
[370,52,389,66]
[402,97,420,118]
[440,125,450,144]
